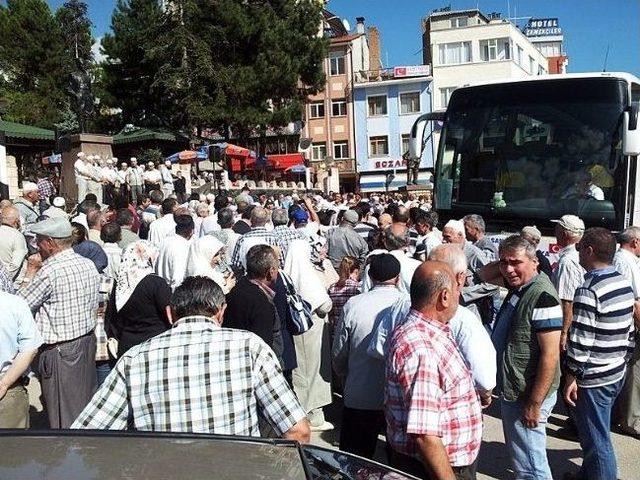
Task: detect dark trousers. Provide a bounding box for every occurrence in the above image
[389,449,477,480]
[39,333,97,429]
[339,407,385,460]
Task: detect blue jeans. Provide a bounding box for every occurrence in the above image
[574,378,624,480]
[95,361,112,387]
[500,392,557,479]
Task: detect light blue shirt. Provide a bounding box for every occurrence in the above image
[368,293,497,393]
[332,285,404,410]
[0,291,43,376]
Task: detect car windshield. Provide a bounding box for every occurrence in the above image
[435,78,627,230]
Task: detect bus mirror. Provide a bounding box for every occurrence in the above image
[409,120,427,160]
[623,109,640,156]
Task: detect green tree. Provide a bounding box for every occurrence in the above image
[55,0,94,68]
[0,0,68,127]
[99,0,166,129]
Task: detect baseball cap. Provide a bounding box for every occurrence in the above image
[292,208,309,223]
[31,217,73,238]
[369,253,401,282]
[551,215,585,235]
[342,209,359,225]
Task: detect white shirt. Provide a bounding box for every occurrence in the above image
[144,169,162,185]
[127,166,144,186]
[74,159,91,180]
[367,295,497,393]
[199,214,220,236]
[553,244,586,301]
[614,248,640,299]
[361,249,421,294]
[103,243,122,280]
[148,214,176,247]
[155,235,191,290]
[160,166,174,185]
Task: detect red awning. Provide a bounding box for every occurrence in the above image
[267,153,304,170]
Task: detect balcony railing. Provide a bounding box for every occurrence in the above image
[310,158,356,173]
[354,68,396,83]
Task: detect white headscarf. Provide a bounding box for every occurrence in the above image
[115,240,159,311]
[185,236,227,289]
[283,239,331,312]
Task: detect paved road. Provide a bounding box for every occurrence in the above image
[28,380,639,479]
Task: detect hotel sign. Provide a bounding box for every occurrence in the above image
[524,18,562,37]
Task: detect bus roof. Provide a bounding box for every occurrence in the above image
[458,72,640,90]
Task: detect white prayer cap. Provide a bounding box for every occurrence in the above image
[22,181,38,192]
[112,157,118,163]
[444,219,465,236]
[52,196,66,208]
[77,151,85,158]
[106,159,113,165]
[130,157,137,163]
[165,160,172,167]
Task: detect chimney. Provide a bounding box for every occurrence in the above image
[356,17,365,34]
[368,26,382,71]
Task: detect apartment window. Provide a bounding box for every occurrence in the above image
[309,102,324,119]
[333,141,349,159]
[517,45,524,66]
[400,92,421,114]
[450,16,468,28]
[331,99,347,116]
[529,56,535,74]
[370,136,389,156]
[330,55,345,76]
[368,95,387,116]
[401,134,411,155]
[311,142,326,161]
[480,38,510,61]
[440,87,456,108]
[438,41,472,65]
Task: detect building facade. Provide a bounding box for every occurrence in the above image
[353,68,434,192]
[422,9,549,111]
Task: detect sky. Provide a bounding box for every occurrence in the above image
[44,0,639,76]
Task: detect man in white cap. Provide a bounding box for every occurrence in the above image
[86,155,104,205]
[144,162,161,194]
[73,152,91,202]
[126,157,144,204]
[17,216,100,428]
[117,161,128,199]
[14,182,40,232]
[160,160,175,199]
[551,214,586,351]
[42,197,68,219]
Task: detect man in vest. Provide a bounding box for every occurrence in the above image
[491,235,563,479]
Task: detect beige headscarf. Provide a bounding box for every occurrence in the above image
[115,240,159,311]
[185,236,228,291]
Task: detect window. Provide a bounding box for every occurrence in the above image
[311,143,326,161]
[440,87,456,108]
[480,38,510,61]
[330,55,345,76]
[450,16,468,28]
[401,134,411,155]
[333,141,349,159]
[438,41,472,65]
[517,45,524,66]
[400,92,421,114]
[309,102,324,119]
[368,95,387,116]
[370,136,389,156]
[331,99,347,116]
[538,65,546,75]
[529,56,535,74]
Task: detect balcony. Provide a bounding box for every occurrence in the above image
[354,68,395,83]
[310,157,356,174]
[354,65,431,84]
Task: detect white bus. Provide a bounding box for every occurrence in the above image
[410,73,640,240]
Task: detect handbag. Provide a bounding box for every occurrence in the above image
[280,272,314,335]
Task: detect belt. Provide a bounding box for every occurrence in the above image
[41,331,93,351]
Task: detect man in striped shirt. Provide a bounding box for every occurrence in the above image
[564,228,635,480]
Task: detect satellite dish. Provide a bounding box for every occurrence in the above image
[298,138,312,153]
[342,18,351,32]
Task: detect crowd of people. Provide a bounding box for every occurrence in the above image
[1,159,639,480]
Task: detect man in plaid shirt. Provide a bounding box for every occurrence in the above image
[271,208,308,266]
[385,261,482,479]
[72,276,310,442]
[230,206,278,273]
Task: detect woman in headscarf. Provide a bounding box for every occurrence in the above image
[283,239,333,431]
[105,240,171,358]
[184,236,234,294]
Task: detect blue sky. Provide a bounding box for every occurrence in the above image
[44,0,639,76]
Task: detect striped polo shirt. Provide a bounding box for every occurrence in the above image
[566,267,635,388]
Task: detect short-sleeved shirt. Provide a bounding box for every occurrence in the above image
[613,248,640,299]
[553,245,586,301]
[385,310,482,467]
[491,275,563,390]
[0,292,43,376]
[72,316,306,435]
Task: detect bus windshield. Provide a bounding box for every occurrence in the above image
[435,78,628,231]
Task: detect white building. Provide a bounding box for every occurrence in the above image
[422,9,549,111]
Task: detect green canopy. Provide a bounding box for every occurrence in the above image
[0,120,55,141]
